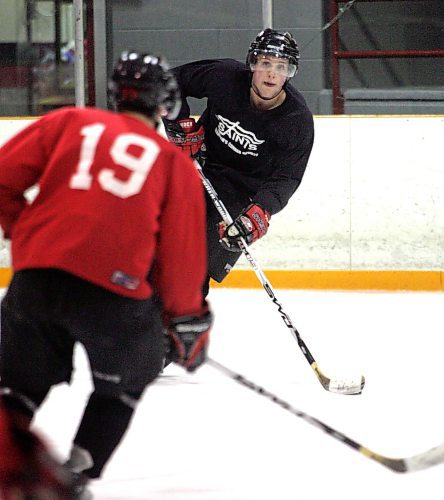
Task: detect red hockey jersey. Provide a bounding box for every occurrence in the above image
[0,107,207,318]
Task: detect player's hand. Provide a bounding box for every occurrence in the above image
[164,117,206,162]
[167,309,213,372]
[218,203,270,251]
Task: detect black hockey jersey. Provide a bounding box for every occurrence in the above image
[173,58,314,215]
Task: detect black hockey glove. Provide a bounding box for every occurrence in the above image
[164,117,206,163]
[167,309,213,372]
[218,203,270,252]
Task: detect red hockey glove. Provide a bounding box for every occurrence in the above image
[219,203,270,251]
[0,404,74,499]
[165,117,206,161]
[167,309,213,372]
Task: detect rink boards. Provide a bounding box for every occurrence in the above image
[0,268,442,291]
[0,115,443,291]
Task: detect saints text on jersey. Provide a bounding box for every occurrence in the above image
[215,115,264,156]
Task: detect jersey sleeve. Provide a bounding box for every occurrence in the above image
[173,59,228,119]
[152,150,207,320]
[253,110,314,215]
[0,119,47,237]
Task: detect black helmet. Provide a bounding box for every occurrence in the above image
[109,51,181,120]
[246,28,300,77]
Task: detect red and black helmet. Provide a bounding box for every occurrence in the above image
[109,51,181,119]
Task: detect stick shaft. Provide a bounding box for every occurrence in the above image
[207,358,444,473]
[195,163,320,371]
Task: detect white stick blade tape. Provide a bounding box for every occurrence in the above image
[329,377,363,395]
[405,442,444,472]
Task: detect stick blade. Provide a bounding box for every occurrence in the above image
[327,375,365,395]
[313,364,365,395]
[403,441,444,472]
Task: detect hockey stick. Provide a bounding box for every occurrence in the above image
[207,357,444,473]
[195,161,364,395]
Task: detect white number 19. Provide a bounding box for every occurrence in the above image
[70,123,160,198]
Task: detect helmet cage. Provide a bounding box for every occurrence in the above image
[247,50,298,78]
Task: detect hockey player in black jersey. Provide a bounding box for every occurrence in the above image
[165,28,314,296]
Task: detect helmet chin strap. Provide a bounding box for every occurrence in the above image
[251,82,284,102]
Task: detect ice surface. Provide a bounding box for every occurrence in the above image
[5,287,443,499]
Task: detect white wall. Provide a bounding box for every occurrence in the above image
[0,116,443,270]
[0,119,35,146]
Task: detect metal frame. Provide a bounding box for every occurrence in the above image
[330,0,444,114]
[73,0,85,106]
[262,0,273,28]
[71,0,107,109]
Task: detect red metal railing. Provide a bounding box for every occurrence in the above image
[330,0,444,114]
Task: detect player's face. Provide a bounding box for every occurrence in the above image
[251,55,288,100]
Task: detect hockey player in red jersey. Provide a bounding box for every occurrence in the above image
[0,51,212,499]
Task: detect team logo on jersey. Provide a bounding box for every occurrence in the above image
[111,270,139,290]
[215,115,264,156]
